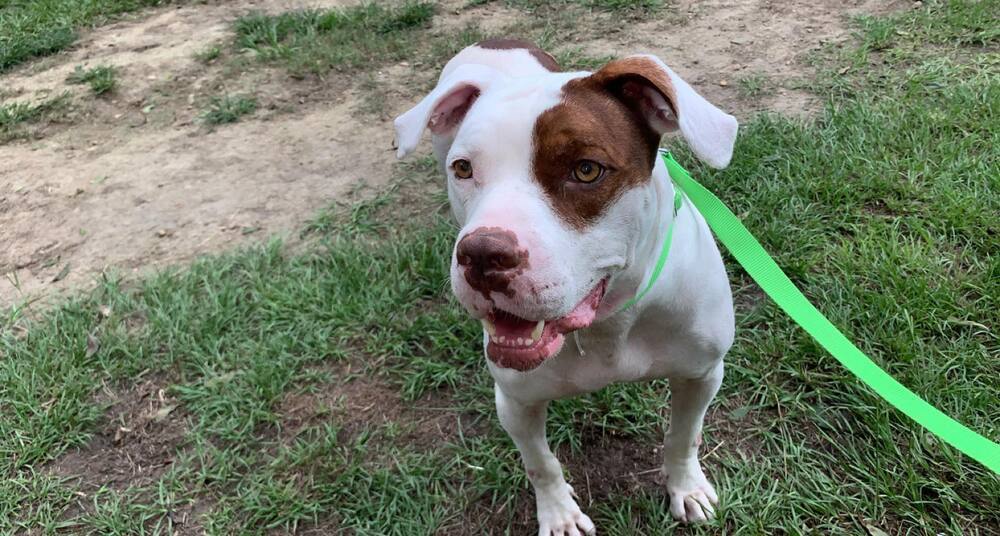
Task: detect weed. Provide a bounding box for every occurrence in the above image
[194,44,222,64]
[66,64,118,95]
[0,93,70,142]
[200,94,257,125]
[736,73,775,98]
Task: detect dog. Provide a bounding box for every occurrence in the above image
[394,38,738,535]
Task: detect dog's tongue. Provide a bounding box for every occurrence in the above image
[493,311,537,339]
[552,280,604,333]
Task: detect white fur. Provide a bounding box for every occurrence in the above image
[394,45,738,534]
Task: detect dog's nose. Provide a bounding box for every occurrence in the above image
[456,227,526,296]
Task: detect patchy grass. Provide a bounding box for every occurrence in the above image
[0,0,179,72]
[0,93,70,142]
[193,43,222,64]
[471,0,664,12]
[2,1,998,534]
[234,2,435,75]
[736,73,775,98]
[66,64,118,95]
[581,0,663,10]
[200,94,256,125]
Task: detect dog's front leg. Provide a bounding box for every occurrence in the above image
[495,385,596,536]
[662,361,724,523]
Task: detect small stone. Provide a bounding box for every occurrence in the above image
[718,80,729,87]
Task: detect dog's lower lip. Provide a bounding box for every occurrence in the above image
[483,278,607,371]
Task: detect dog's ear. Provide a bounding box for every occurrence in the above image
[393,64,503,159]
[590,55,738,169]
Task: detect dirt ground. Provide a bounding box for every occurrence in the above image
[0,0,905,307]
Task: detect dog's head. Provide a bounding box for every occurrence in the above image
[394,43,737,372]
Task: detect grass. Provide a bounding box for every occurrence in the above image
[470,0,664,12]
[200,94,256,125]
[0,92,69,142]
[66,64,117,95]
[194,44,221,64]
[0,0,178,72]
[234,2,435,75]
[2,0,999,534]
[736,73,775,98]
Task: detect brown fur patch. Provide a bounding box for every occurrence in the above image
[476,38,561,72]
[531,58,678,228]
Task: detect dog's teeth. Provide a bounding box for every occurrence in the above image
[517,337,526,346]
[530,320,545,343]
[481,319,497,337]
[498,335,506,344]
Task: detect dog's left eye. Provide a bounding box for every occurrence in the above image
[452,159,474,179]
[573,160,605,183]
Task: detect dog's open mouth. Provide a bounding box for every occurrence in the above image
[481,279,607,371]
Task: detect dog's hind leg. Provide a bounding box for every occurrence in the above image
[495,385,596,536]
[662,360,724,523]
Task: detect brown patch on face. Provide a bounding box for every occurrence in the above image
[476,37,561,72]
[456,226,530,299]
[532,57,678,228]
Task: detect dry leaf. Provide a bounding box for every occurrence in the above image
[51,262,71,283]
[864,522,890,536]
[86,333,100,358]
[152,404,177,422]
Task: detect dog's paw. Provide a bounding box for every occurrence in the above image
[535,483,596,536]
[662,460,718,523]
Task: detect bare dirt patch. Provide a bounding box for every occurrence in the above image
[278,365,489,450]
[1,0,392,307]
[573,0,908,118]
[47,373,186,493]
[1,0,901,309]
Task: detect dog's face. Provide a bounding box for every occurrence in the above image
[395,48,737,372]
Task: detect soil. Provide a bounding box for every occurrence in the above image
[0,0,907,308]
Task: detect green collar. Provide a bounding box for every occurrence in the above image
[617,150,684,312]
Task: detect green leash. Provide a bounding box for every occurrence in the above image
[641,150,999,474]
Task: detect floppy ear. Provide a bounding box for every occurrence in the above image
[590,54,738,168]
[393,64,504,159]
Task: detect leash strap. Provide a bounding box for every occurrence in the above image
[661,150,1000,474]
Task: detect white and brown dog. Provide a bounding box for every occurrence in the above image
[394,39,738,535]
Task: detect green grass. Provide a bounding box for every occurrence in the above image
[234,2,435,75]
[736,73,775,98]
[194,43,221,64]
[0,92,69,142]
[66,64,117,95]
[2,0,999,534]
[200,94,256,125]
[0,0,179,72]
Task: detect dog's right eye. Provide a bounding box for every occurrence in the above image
[452,159,474,179]
[573,160,605,183]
